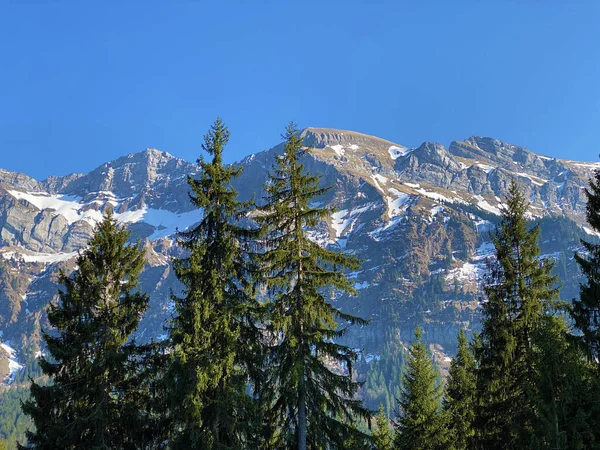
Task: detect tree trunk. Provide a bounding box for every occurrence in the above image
[298,385,307,450]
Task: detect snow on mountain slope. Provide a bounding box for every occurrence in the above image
[0,342,23,382]
[0,128,598,373]
[5,188,203,254]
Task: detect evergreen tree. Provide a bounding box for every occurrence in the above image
[531,313,600,449]
[165,119,259,449]
[255,123,369,449]
[372,404,393,450]
[341,420,372,450]
[475,180,559,449]
[394,326,447,450]
[20,213,151,449]
[444,329,476,450]
[362,327,405,416]
[573,167,600,367]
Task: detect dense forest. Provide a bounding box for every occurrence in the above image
[1,120,600,449]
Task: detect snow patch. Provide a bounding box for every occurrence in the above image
[583,226,600,239]
[476,164,495,174]
[374,174,389,184]
[514,172,547,187]
[416,188,451,203]
[474,219,494,234]
[473,195,502,215]
[365,353,381,363]
[388,145,412,160]
[430,205,443,219]
[353,281,369,290]
[330,204,375,246]
[328,144,345,157]
[571,162,600,170]
[8,190,203,240]
[9,191,92,224]
[1,343,23,378]
[445,241,495,284]
[2,251,78,264]
[387,188,411,218]
[371,174,389,193]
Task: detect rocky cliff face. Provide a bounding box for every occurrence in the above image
[0,130,597,384]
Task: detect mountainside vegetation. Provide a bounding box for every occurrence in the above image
[0,123,599,448]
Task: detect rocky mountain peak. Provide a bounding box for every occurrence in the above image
[0,168,42,192]
[409,142,460,171]
[127,147,176,167]
[449,136,538,164]
[302,127,403,153]
[60,148,196,199]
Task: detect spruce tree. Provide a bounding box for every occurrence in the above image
[394,326,447,450]
[255,123,369,449]
[475,180,559,449]
[573,167,600,367]
[20,213,150,449]
[166,119,259,449]
[372,404,393,450]
[444,329,476,450]
[531,313,600,449]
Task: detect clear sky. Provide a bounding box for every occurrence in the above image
[1,1,599,180]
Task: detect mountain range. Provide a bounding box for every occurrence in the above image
[0,128,597,388]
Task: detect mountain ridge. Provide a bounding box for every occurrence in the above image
[0,127,597,387]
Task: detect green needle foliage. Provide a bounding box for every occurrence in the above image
[372,404,393,450]
[255,123,369,450]
[573,167,600,367]
[531,313,600,448]
[475,180,559,449]
[166,119,260,449]
[444,329,476,450]
[20,213,150,450]
[394,326,447,450]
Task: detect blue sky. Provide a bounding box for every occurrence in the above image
[1,1,599,180]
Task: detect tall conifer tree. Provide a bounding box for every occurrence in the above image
[475,180,559,448]
[21,213,150,449]
[444,329,476,450]
[394,326,447,450]
[166,119,259,449]
[255,123,369,450]
[372,404,393,450]
[531,313,600,448]
[573,167,600,367]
